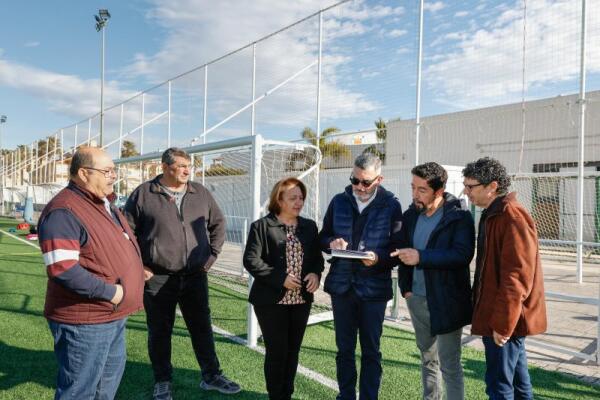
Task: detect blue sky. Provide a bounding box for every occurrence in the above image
[1,0,598,153]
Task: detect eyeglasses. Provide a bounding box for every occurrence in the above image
[83,167,116,178]
[463,182,484,191]
[349,175,379,187]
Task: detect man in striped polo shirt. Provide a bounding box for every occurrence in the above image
[38,146,144,400]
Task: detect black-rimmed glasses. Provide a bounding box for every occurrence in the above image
[463,182,484,191]
[83,167,116,178]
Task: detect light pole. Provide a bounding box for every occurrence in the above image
[0,115,6,215]
[95,9,111,147]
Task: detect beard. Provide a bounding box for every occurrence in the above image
[413,200,427,212]
[355,190,375,202]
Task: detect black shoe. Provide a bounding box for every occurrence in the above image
[200,374,241,394]
[153,381,173,400]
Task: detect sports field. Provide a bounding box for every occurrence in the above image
[0,217,598,399]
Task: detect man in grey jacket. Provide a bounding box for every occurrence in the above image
[125,147,240,400]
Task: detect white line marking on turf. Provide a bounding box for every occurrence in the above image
[0,230,40,249]
[175,309,339,391]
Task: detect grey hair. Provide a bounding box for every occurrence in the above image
[354,152,382,173]
[161,147,190,165]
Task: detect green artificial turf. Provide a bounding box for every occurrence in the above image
[0,217,598,399]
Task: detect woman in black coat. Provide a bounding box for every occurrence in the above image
[243,177,324,400]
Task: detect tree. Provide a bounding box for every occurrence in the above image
[299,126,351,169]
[363,117,387,163]
[121,140,140,158]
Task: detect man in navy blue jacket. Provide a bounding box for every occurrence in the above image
[319,153,403,400]
[391,162,474,400]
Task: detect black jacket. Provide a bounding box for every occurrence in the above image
[399,193,475,335]
[243,213,324,306]
[124,175,225,275]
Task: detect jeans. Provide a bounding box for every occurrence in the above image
[144,272,221,382]
[406,294,464,400]
[48,318,127,400]
[482,336,533,400]
[331,289,387,400]
[254,302,311,400]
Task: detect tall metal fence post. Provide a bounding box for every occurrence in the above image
[315,10,323,222]
[140,93,146,183]
[168,80,172,148]
[414,0,424,166]
[576,0,588,284]
[247,134,263,347]
[202,65,208,186]
[60,129,64,163]
[251,43,256,136]
[118,104,124,195]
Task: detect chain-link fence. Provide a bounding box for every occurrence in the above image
[0,0,599,360]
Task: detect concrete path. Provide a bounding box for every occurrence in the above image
[214,242,600,386]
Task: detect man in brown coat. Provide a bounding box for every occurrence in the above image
[462,157,546,400]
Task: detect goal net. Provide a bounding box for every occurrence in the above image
[114,135,322,276]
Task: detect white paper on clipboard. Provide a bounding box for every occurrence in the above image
[330,249,376,260]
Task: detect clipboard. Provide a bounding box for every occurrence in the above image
[330,249,376,260]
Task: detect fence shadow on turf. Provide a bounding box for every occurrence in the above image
[0,340,267,399]
[0,339,56,392]
[461,357,600,399]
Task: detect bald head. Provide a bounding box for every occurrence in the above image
[70,146,109,178]
[70,146,116,198]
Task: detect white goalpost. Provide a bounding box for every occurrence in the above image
[113,134,322,347]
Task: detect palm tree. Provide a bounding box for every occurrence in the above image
[363,117,387,162]
[301,126,351,167]
[121,140,140,158]
[285,126,351,171]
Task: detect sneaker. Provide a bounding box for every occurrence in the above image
[200,374,241,394]
[153,381,173,400]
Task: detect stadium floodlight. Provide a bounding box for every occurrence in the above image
[94,9,111,147]
[95,9,111,31]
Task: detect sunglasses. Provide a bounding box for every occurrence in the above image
[349,175,379,187]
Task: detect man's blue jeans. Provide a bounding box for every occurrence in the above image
[48,318,127,400]
[482,336,533,400]
[331,289,387,400]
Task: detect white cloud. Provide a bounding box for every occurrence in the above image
[424,0,600,109]
[387,29,408,38]
[24,41,40,48]
[454,11,469,18]
[122,0,385,137]
[424,2,446,13]
[334,2,405,20]
[0,57,138,125]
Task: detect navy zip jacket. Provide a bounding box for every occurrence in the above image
[399,193,475,335]
[319,185,403,301]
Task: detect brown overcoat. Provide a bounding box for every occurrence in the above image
[471,192,547,337]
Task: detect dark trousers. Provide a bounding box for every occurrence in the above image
[482,336,533,400]
[144,272,221,382]
[331,289,387,400]
[254,302,311,400]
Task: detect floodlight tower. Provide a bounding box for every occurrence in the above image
[95,9,111,147]
[0,115,6,215]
